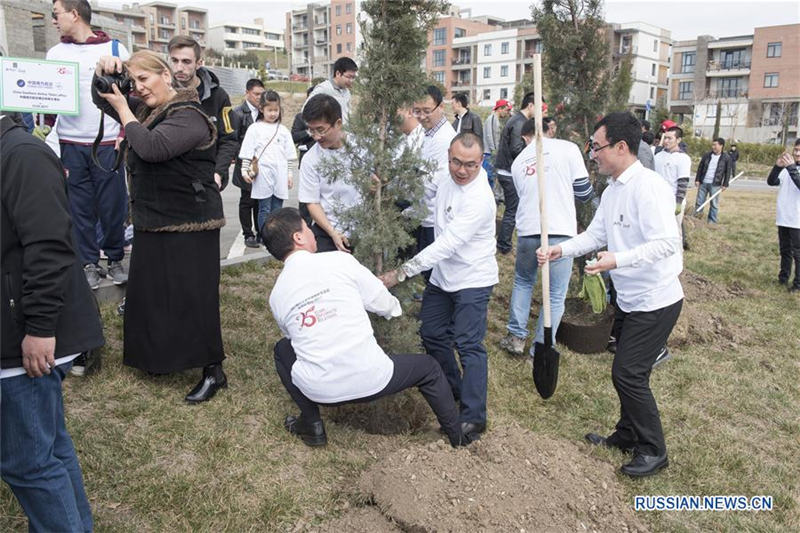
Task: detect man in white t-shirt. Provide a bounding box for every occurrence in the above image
[47,0,130,291]
[767,140,800,293]
[538,112,683,477]
[411,85,457,280]
[654,126,692,252]
[381,133,498,441]
[298,94,361,253]
[499,118,594,356]
[263,208,468,448]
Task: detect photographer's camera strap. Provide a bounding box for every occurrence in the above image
[92,39,124,173]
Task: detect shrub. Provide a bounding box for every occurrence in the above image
[683,136,785,166]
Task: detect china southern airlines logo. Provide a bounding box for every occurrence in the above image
[298,306,317,328]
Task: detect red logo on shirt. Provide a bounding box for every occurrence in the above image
[298,306,317,328]
[525,164,537,176]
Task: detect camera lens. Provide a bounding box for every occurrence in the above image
[93,76,111,94]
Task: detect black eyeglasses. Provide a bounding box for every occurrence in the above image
[51,10,69,19]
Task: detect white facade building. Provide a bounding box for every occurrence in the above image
[208,19,284,57]
[452,29,519,107]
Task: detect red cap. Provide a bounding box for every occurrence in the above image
[493,99,511,110]
[661,119,677,130]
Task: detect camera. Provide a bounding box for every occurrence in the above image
[93,71,133,95]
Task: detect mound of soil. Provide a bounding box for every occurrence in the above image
[670,271,755,349]
[314,506,401,532]
[355,424,646,532]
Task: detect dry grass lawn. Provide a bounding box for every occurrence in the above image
[1,189,798,532]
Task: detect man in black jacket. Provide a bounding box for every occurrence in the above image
[452,93,483,139]
[231,78,266,247]
[168,36,238,191]
[494,92,537,254]
[694,137,733,223]
[0,114,104,532]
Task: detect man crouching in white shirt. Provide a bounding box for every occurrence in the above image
[537,112,683,478]
[263,208,469,448]
[381,133,499,442]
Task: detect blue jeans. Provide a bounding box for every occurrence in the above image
[256,196,284,233]
[482,153,495,190]
[60,143,128,264]
[694,182,721,223]
[507,235,573,345]
[1,362,93,532]
[419,283,493,425]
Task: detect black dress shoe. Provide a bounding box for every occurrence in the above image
[621,452,669,477]
[185,371,227,403]
[585,432,635,453]
[284,415,327,447]
[461,421,486,440]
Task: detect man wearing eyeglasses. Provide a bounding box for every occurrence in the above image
[46,0,130,294]
[410,85,457,280]
[381,133,498,442]
[298,94,361,253]
[303,57,358,124]
[537,112,683,478]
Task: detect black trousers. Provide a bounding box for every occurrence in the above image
[311,223,355,253]
[273,338,460,437]
[778,226,800,288]
[609,299,683,456]
[415,225,435,282]
[496,173,519,253]
[238,188,259,239]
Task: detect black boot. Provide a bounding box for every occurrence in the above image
[185,364,227,404]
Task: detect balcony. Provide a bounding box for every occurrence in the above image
[452,56,471,66]
[615,45,638,57]
[292,23,308,32]
[706,88,748,99]
[451,78,471,87]
[706,59,751,74]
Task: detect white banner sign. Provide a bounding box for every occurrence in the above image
[0,57,79,115]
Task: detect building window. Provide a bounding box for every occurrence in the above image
[718,77,740,98]
[484,44,492,56]
[346,3,352,14]
[336,24,341,35]
[651,63,656,76]
[678,81,693,100]
[483,89,491,100]
[433,50,445,67]
[432,71,445,84]
[681,52,695,74]
[337,43,342,54]
[766,42,781,58]
[653,39,658,52]
[721,49,745,69]
[433,27,446,46]
[650,87,655,99]
[335,5,341,16]
[764,73,779,88]
[483,66,490,78]
[454,28,466,38]
[500,65,508,77]
[707,103,716,117]
[501,42,509,54]
[346,42,352,52]
[346,23,352,34]
[500,88,508,99]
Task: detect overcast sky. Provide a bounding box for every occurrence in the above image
[104,0,800,40]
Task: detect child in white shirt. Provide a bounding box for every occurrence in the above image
[239,90,297,233]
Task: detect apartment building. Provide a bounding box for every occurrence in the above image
[93,2,207,54]
[285,1,359,80]
[208,20,283,57]
[669,23,798,143]
[610,22,671,119]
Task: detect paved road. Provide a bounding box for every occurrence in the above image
[219,161,299,259]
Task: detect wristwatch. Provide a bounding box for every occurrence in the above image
[397,266,408,283]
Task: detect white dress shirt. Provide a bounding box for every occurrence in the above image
[403,168,499,292]
[269,250,401,403]
[419,119,457,227]
[559,160,683,312]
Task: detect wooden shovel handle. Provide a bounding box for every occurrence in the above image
[533,54,551,329]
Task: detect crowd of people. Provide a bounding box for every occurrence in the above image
[2,0,799,530]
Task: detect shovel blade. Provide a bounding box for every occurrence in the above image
[532,342,560,399]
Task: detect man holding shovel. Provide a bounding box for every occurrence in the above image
[537,112,683,477]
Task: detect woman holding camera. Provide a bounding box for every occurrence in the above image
[92,50,227,403]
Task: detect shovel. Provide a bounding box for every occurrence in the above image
[531,54,560,399]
